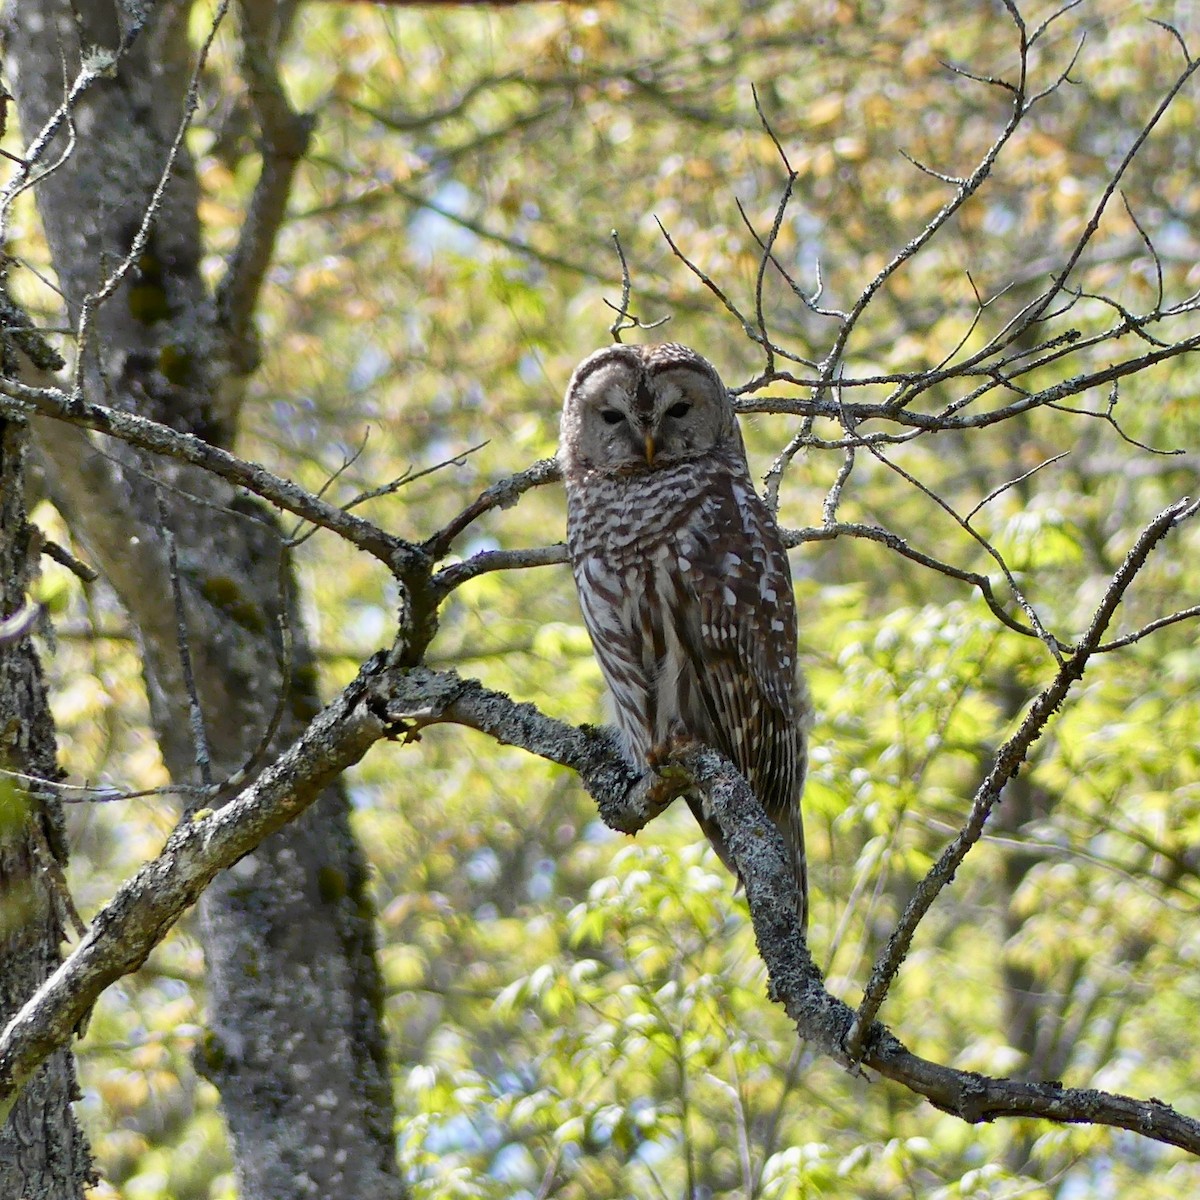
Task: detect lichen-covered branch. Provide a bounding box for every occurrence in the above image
[0,654,387,1123]
[0,380,421,574]
[5,656,1200,1156]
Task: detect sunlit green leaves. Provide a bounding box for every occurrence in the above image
[16,0,1200,1194]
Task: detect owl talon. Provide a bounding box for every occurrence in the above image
[644,765,689,812]
[561,343,809,926]
[646,733,701,771]
[643,734,703,810]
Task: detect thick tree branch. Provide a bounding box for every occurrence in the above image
[215,0,313,376]
[5,657,1200,1156]
[0,652,389,1123]
[371,670,1200,1156]
[0,380,424,574]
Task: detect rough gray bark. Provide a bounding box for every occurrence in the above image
[3,4,403,1196]
[8,649,1200,1155]
[0,348,92,1191]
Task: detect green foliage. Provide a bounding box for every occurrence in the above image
[14,0,1200,1195]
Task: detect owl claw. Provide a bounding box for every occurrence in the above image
[643,734,703,809]
[646,732,702,770]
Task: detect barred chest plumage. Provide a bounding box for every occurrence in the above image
[564,456,721,568]
[563,449,785,763]
[558,341,809,930]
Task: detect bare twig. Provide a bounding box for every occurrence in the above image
[1,379,423,575]
[0,767,197,806]
[786,521,1038,641]
[965,451,1070,523]
[342,441,489,513]
[607,230,635,342]
[423,457,561,560]
[0,60,99,238]
[1005,46,1200,345]
[820,448,855,527]
[765,0,1032,494]
[71,0,232,397]
[148,461,213,788]
[431,543,568,598]
[844,497,1200,1059]
[1095,604,1200,654]
[39,538,98,582]
[656,217,761,344]
[1122,192,1165,313]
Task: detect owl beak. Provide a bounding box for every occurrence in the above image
[643,431,656,465]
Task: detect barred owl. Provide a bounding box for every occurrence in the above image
[559,342,809,928]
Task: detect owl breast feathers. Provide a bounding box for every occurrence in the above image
[559,342,809,929]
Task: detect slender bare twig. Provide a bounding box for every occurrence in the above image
[820,448,855,527]
[423,457,561,559]
[0,379,423,575]
[785,521,1039,640]
[431,544,568,598]
[0,767,197,806]
[149,461,214,789]
[1049,381,1185,457]
[0,60,99,237]
[1005,46,1200,345]
[844,496,1200,1059]
[71,0,232,397]
[38,538,98,583]
[1122,192,1165,313]
[765,0,1032,494]
[1095,604,1200,654]
[343,442,489,513]
[607,229,635,342]
[965,451,1070,523]
[656,216,760,344]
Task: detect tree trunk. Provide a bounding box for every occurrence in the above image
[4,4,404,1195]
[0,362,92,1193]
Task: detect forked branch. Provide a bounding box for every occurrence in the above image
[844,496,1200,1059]
[6,660,1200,1156]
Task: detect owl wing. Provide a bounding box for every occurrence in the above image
[669,473,808,916]
[569,538,660,763]
[671,474,802,784]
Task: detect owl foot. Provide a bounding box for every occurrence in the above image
[646,732,703,769]
[645,734,703,807]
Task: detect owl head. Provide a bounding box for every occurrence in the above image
[559,343,740,476]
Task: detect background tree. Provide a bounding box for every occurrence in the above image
[3,1,1200,1197]
[4,1,400,1195]
[0,286,93,1197]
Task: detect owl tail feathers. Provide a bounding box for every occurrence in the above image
[685,796,808,935]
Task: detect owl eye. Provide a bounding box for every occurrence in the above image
[666,401,691,419]
[600,409,625,426]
